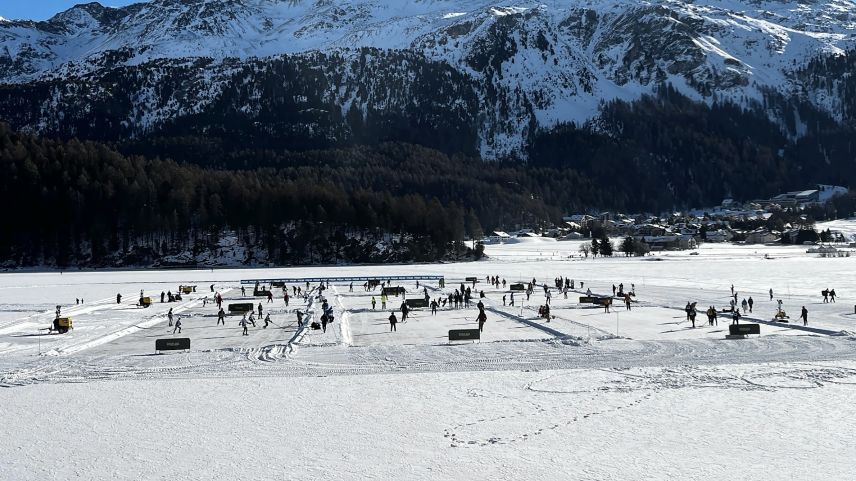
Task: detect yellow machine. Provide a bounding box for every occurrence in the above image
[53,317,73,334]
[140,296,153,307]
[180,285,196,294]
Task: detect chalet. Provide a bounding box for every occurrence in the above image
[705,229,733,242]
[744,229,780,244]
[484,231,511,243]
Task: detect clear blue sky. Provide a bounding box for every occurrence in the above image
[1,1,143,21]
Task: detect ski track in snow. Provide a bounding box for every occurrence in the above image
[2,333,856,388]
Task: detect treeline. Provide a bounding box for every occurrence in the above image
[0,124,569,267]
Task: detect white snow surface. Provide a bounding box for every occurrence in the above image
[2,239,856,479]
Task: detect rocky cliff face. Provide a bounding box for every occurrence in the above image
[1,0,855,158]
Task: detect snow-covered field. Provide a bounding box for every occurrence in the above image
[2,239,856,480]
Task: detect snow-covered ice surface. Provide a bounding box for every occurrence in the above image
[2,238,856,479]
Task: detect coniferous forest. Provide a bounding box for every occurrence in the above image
[3,83,856,267]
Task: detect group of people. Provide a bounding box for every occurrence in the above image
[370,294,389,310]
[388,301,410,332]
[135,276,833,342]
[682,284,818,329]
[152,282,320,336]
[684,302,742,328]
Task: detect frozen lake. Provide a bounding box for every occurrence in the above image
[2,238,855,480]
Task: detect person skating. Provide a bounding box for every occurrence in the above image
[263,313,271,329]
[217,308,226,326]
[284,292,290,306]
[830,289,836,303]
[240,317,248,336]
[822,288,829,303]
[769,288,773,301]
[241,286,246,297]
[800,306,808,326]
[689,308,697,328]
[685,302,693,321]
[173,317,182,334]
[371,297,376,310]
[604,298,611,313]
[509,292,515,307]
[296,310,304,328]
[401,302,410,323]
[248,312,256,327]
[476,299,485,312]
[116,293,122,304]
[258,303,263,318]
[210,284,214,293]
[741,298,748,314]
[732,310,741,325]
[267,291,273,303]
[503,295,506,306]
[321,313,328,333]
[389,312,398,332]
[167,308,174,327]
[748,297,754,313]
[477,309,487,332]
[624,295,632,311]
[431,299,438,315]
[381,294,387,310]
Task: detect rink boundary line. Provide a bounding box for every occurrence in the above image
[742,315,845,337]
[484,306,568,339]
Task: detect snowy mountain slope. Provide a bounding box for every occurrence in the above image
[1,0,855,157]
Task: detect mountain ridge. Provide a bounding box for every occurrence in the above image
[1,0,855,158]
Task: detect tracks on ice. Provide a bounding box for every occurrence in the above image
[3,333,856,388]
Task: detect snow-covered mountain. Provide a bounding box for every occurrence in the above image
[1,0,855,158]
